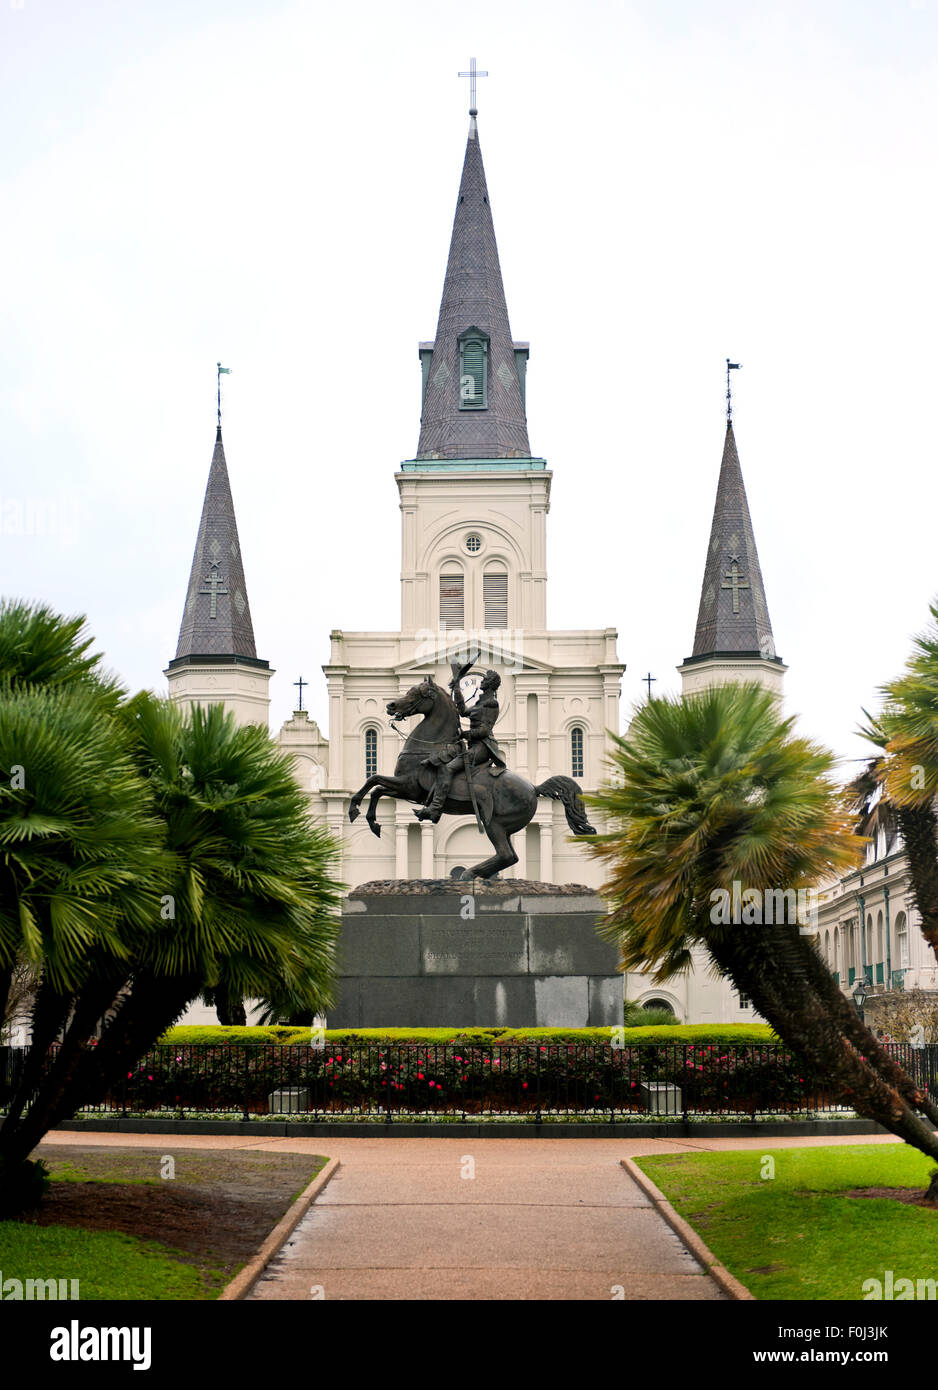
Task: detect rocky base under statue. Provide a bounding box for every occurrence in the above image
[327,879,623,1029]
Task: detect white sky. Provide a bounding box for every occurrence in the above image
[2,0,937,777]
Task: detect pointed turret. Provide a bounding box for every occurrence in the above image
[415,116,531,461]
[165,424,273,726]
[173,425,258,661]
[678,422,786,697]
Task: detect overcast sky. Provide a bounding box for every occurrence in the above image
[3,0,937,776]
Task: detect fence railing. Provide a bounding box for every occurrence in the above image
[3,1041,936,1123]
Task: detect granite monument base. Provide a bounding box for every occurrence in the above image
[327,879,622,1028]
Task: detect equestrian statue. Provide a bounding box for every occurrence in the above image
[348,655,596,881]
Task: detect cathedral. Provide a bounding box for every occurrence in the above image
[165,91,792,1025]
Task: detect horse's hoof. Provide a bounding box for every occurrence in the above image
[368,821,381,839]
[348,806,359,823]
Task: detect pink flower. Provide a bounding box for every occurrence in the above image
[522,1082,528,1089]
[418,1073,425,1080]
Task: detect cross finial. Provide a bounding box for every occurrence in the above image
[293,675,307,712]
[726,359,741,424]
[458,57,488,116]
[642,672,657,699]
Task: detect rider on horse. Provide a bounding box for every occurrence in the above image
[414,668,505,824]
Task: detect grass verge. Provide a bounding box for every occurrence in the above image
[635,1144,938,1301]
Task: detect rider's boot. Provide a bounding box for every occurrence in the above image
[414,767,453,823]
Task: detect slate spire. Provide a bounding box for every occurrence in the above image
[172,425,260,662]
[416,116,531,460]
[687,422,779,663]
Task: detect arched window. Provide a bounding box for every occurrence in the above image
[439,572,464,629]
[570,726,584,779]
[364,728,378,778]
[483,568,508,628]
[895,911,909,968]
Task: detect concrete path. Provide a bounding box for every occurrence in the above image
[249,1138,721,1301]
[41,1131,901,1303]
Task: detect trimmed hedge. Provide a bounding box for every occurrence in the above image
[162,1024,777,1047]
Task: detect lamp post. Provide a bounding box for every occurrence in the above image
[852,979,868,1020]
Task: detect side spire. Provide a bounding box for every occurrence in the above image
[415,75,531,461]
[678,411,785,697]
[172,424,260,663]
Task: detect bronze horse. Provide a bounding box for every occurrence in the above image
[348,675,595,880]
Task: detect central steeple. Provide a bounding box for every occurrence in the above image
[415,110,532,460]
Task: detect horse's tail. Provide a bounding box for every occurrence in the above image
[534,776,596,836]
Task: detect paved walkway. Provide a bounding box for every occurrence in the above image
[41,1130,900,1302]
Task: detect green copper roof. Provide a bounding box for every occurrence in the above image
[400,457,547,473]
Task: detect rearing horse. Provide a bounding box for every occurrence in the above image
[348,675,596,880]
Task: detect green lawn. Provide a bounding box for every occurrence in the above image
[0,1222,223,1299]
[0,1148,328,1299]
[635,1144,938,1301]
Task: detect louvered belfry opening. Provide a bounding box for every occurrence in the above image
[459,335,487,409]
[439,573,465,629]
[483,570,508,627]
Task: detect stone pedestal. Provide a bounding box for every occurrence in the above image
[327,880,622,1028]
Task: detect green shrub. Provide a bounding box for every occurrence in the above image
[162,1023,777,1048]
[0,1157,51,1218]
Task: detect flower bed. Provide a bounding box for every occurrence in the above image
[100,1041,832,1118]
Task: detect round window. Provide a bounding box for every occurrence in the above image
[465,533,482,554]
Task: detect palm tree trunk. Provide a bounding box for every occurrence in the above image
[0,972,202,1176]
[706,921,938,1180]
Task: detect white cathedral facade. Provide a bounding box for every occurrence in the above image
[165,101,791,1026]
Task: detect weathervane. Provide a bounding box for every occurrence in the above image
[217,362,231,427]
[726,358,741,424]
[458,56,488,115]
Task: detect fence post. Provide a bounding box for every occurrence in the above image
[384,1048,392,1126]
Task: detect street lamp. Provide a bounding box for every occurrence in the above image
[852,980,868,1017]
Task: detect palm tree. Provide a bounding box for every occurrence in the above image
[854,603,938,963]
[0,603,342,1211]
[584,684,938,1190]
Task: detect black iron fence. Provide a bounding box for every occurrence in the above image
[3,1041,937,1123]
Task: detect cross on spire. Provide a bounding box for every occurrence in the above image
[642,672,657,698]
[722,558,750,614]
[199,564,229,618]
[726,359,741,424]
[294,675,307,711]
[458,57,488,115]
